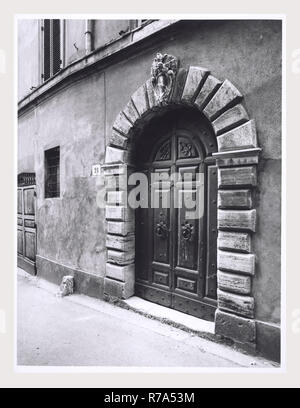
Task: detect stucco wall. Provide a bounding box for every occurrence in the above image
[18,20,40,100]
[18,19,281,325]
[93,20,130,49]
[65,20,86,64]
[19,71,106,275]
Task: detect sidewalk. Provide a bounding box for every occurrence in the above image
[17,269,277,368]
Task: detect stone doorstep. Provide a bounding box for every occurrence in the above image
[124,296,215,335]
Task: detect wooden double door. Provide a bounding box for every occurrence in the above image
[135,114,217,321]
[17,175,37,275]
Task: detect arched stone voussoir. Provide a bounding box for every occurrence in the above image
[131,83,149,117]
[203,79,243,122]
[113,111,133,137]
[181,66,210,104]
[212,104,249,136]
[217,119,257,152]
[193,74,222,111]
[123,99,140,125]
[108,64,254,162]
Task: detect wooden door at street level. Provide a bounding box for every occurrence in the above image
[17,173,37,275]
[135,114,217,321]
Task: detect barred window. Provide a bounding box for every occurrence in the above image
[42,19,62,81]
[45,147,60,198]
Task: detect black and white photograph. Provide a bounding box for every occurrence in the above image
[16,17,283,369]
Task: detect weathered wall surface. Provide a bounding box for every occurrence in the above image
[18,20,40,100]
[18,20,281,325]
[19,71,106,276]
[65,20,86,64]
[93,20,130,49]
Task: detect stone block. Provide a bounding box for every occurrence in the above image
[217,289,254,318]
[106,233,135,251]
[106,206,133,221]
[123,99,140,124]
[215,309,256,344]
[102,163,128,176]
[181,66,209,103]
[217,270,251,294]
[217,120,257,151]
[218,166,257,188]
[194,75,222,110]
[218,189,252,209]
[212,104,249,135]
[59,275,74,297]
[107,221,134,236]
[106,263,134,283]
[218,250,255,275]
[113,112,133,136]
[170,68,188,103]
[218,209,256,232]
[131,84,148,116]
[110,129,129,149]
[107,249,135,265]
[105,174,127,191]
[145,78,157,109]
[203,79,242,121]
[105,146,127,164]
[107,191,127,205]
[218,231,251,253]
[104,277,134,299]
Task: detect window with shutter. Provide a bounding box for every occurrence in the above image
[42,19,62,81]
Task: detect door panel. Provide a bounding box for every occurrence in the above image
[24,188,35,215]
[24,230,36,261]
[17,185,37,275]
[176,189,199,270]
[205,165,218,300]
[17,229,23,255]
[135,118,217,321]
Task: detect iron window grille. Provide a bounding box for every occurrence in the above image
[44,147,60,198]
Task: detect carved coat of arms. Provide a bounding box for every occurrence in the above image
[151,53,178,104]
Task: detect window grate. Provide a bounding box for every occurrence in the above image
[45,147,60,198]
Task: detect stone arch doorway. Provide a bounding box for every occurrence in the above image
[102,54,261,350]
[134,108,218,321]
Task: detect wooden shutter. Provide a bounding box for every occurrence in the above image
[52,19,61,75]
[43,19,51,81]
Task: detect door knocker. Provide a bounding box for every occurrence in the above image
[155,220,168,239]
[181,221,194,241]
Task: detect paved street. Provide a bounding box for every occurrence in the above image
[17,270,276,368]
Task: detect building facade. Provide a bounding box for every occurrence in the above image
[17,19,282,362]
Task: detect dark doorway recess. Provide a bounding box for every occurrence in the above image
[134,109,218,321]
